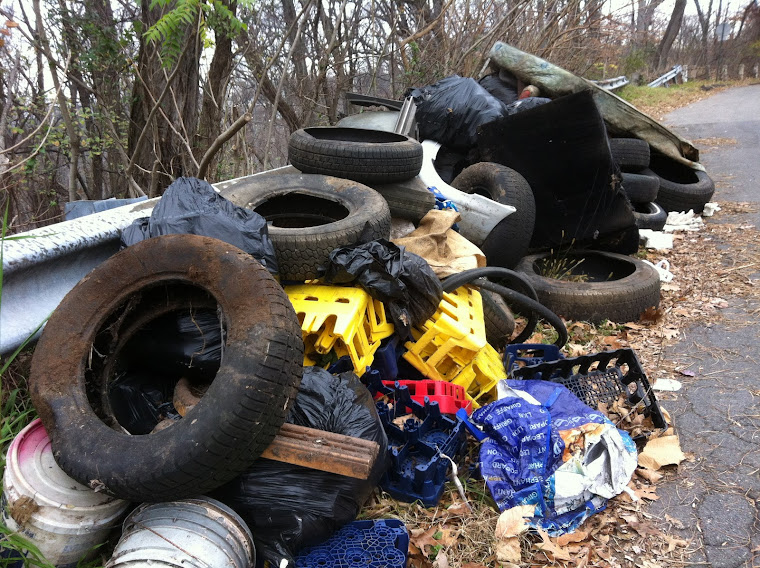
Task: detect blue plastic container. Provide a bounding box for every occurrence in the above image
[295,519,408,568]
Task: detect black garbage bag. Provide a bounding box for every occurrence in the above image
[212,367,389,568]
[409,75,507,151]
[476,91,638,254]
[120,176,278,274]
[504,96,553,115]
[322,239,443,339]
[479,73,519,105]
[109,371,181,435]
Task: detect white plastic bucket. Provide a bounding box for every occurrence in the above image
[106,497,255,568]
[1,418,130,567]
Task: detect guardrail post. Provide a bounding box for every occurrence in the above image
[739,64,745,80]
[754,63,759,79]
[721,65,728,80]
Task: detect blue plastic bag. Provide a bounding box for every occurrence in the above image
[473,380,638,535]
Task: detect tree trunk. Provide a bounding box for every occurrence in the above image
[127,0,202,194]
[656,0,687,70]
[197,0,237,177]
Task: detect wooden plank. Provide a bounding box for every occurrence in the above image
[261,423,380,480]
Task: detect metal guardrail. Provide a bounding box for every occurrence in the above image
[648,65,685,88]
[0,169,289,355]
[590,75,629,91]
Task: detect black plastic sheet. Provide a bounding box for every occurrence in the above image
[322,239,443,339]
[479,73,519,105]
[409,75,507,151]
[121,176,278,274]
[476,91,638,253]
[212,367,389,568]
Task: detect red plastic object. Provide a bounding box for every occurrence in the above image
[380,380,473,415]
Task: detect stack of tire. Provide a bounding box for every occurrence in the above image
[609,138,667,231]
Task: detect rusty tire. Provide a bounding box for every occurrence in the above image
[220,173,391,281]
[29,234,304,502]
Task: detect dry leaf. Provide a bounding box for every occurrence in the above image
[635,467,663,483]
[433,550,449,568]
[495,538,522,563]
[495,505,534,538]
[437,527,459,547]
[533,530,573,561]
[665,514,685,529]
[461,564,489,568]
[638,435,686,470]
[411,526,441,558]
[557,529,589,546]
[446,501,470,516]
[633,484,659,501]
[664,535,689,552]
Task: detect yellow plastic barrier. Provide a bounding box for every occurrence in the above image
[286,284,394,375]
[402,286,487,381]
[451,343,506,409]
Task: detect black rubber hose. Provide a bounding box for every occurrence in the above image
[442,267,540,344]
[441,267,538,300]
[441,268,568,348]
[478,280,568,348]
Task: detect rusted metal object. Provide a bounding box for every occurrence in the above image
[262,424,380,480]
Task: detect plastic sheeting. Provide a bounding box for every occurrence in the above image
[473,380,638,535]
[212,368,388,568]
[121,176,278,274]
[323,239,443,339]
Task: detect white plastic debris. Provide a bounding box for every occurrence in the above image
[639,229,674,250]
[702,202,721,217]
[641,258,674,282]
[664,210,705,232]
[653,378,682,391]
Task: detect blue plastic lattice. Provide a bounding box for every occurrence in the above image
[376,385,467,506]
[295,519,409,568]
[504,343,564,377]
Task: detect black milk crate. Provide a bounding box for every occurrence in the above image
[512,348,668,436]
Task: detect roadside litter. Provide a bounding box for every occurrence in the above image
[2,41,707,568]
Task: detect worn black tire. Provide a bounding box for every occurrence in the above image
[514,251,661,323]
[289,127,423,184]
[29,235,304,502]
[451,162,536,268]
[371,179,436,222]
[220,174,391,281]
[481,289,516,350]
[649,155,715,213]
[610,138,650,170]
[633,202,667,231]
[621,171,660,203]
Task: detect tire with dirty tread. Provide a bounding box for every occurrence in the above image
[220,174,391,281]
[289,127,423,184]
[649,155,715,213]
[633,202,667,231]
[29,234,304,502]
[451,162,536,268]
[621,171,659,203]
[514,251,660,323]
[609,138,650,170]
[481,289,516,350]
[371,180,436,222]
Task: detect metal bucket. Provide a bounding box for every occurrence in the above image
[106,497,255,568]
[1,418,130,568]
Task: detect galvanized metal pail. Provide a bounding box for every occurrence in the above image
[1,418,130,567]
[106,496,255,568]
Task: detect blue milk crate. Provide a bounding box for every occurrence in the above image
[376,385,467,507]
[295,519,409,568]
[504,343,564,377]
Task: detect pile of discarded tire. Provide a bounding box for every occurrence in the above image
[11,74,715,568]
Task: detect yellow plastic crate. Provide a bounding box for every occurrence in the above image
[286,284,393,375]
[451,343,506,409]
[403,286,487,381]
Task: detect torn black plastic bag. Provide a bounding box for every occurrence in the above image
[476,91,638,254]
[322,239,443,339]
[120,176,278,274]
[212,367,389,568]
[479,73,519,105]
[409,75,507,151]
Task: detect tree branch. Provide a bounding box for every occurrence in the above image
[198,112,251,179]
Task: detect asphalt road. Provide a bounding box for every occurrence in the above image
[648,84,760,568]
